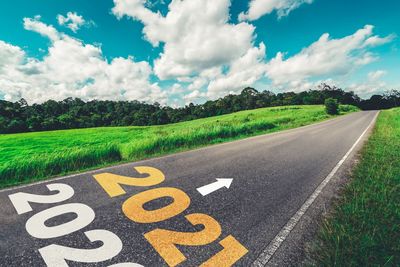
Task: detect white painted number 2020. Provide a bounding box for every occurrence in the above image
[8,183,144,266]
[39,229,143,267]
[25,203,95,239]
[8,183,74,214]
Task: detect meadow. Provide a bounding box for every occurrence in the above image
[310,107,400,266]
[0,105,357,188]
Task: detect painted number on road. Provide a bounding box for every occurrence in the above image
[93,166,165,197]
[9,183,74,214]
[8,184,143,267]
[94,166,249,267]
[122,187,191,223]
[7,166,248,266]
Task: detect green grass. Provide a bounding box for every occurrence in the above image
[0,105,358,188]
[309,108,400,266]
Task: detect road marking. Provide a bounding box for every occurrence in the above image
[93,167,248,266]
[196,178,233,196]
[93,166,165,197]
[7,183,143,266]
[122,187,191,224]
[144,213,222,266]
[251,111,379,267]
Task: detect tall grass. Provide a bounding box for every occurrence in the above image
[0,144,121,187]
[309,108,400,266]
[123,120,276,159]
[0,105,358,188]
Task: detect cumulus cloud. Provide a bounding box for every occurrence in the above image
[0,41,25,71]
[57,12,93,33]
[183,90,206,104]
[368,70,386,81]
[266,25,393,88]
[207,43,267,98]
[0,16,165,104]
[112,0,258,80]
[239,0,313,21]
[112,1,395,102]
[112,0,271,101]
[24,16,60,41]
[347,71,389,97]
[172,43,268,102]
[363,34,396,47]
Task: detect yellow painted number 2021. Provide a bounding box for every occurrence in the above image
[93,166,248,267]
[93,166,165,197]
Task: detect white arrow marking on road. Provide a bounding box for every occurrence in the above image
[196,178,233,196]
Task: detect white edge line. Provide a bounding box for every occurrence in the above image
[0,111,360,194]
[251,111,379,267]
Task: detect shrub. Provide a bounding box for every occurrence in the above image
[339,105,359,113]
[325,98,339,115]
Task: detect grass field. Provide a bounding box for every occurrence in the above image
[0,105,357,188]
[309,108,400,266]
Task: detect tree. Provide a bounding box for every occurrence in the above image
[0,116,8,133]
[7,119,27,133]
[325,98,339,115]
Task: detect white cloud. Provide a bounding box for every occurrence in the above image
[112,0,271,102]
[0,16,165,104]
[183,90,206,104]
[284,71,392,98]
[368,70,386,81]
[23,16,60,41]
[207,43,267,98]
[112,0,257,80]
[0,41,25,71]
[347,73,389,98]
[162,42,268,102]
[239,0,313,21]
[363,34,396,47]
[57,12,93,33]
[266,25,393,88]
[112,1,395,102]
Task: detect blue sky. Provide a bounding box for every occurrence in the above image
[0,0,399,105]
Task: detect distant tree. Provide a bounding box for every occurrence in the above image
[17,98,28,107]
[58,114,75,129]
[325,98,339,115]
[7,119,27,133]
[0,116,8,133]
[132,111,150,126]
[26,116,43,131]
[152,109,170,125]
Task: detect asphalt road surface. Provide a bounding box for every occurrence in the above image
[0,111,378,267]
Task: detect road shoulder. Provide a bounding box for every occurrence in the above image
[262,112,378,266]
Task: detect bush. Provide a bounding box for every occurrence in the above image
[339,105,359,113]
[325,98,339,115]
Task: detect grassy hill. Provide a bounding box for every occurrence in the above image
[0,105,357,188]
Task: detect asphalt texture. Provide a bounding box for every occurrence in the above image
[0,111,378,267]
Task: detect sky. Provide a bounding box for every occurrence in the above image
[0,0,399,106]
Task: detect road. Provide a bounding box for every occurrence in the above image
[0,111,378,267]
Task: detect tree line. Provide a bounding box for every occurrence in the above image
[1,84,399,134]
